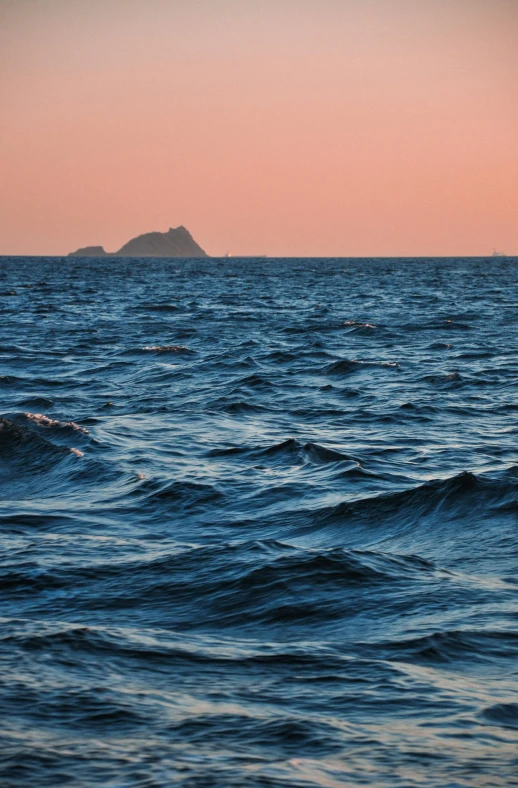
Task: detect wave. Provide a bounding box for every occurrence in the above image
[0,415,111,502]
[480,703,518,730]
[17,397,54,408]
[0,541,443,629]
[207,438,361,468]
[24,412,89,434]
[0,416,80,461]
[421,370,508,389]
[141,345,192,353]
[342,320,377,332]
[215,400,269,414]
[0,374,73,389]
[421,371,462,386]
[301,442,357,465]
[134,302,179,312]
[402,318,473,332]
[235,373,274,389]
[325,358,399,376]
[0,617,345,672]
[276,467,518,551]
[131,477,224,513]
[371,629,518,665]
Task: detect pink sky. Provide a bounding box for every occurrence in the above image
[1,0,517,257]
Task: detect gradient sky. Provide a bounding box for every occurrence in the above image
[1,0,517,256]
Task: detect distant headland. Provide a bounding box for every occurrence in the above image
[68,226,207,258]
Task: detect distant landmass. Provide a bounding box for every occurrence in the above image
[69,226,207,258]
[70,245,107,257]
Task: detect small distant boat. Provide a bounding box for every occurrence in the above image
[492,249,506,258]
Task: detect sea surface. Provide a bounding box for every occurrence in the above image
[1,255,518,787]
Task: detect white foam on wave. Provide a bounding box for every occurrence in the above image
[343,320,377,329]
[25,412,89,434]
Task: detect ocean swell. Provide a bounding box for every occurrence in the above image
[1,255,517,787]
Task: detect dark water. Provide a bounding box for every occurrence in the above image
[1,256,518,787]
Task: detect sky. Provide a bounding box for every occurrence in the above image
[1,0,517,257]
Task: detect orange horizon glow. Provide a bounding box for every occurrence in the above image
[1,0,517,257]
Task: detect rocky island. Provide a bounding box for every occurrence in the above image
[69,226,207,258]
[69,245,107,257]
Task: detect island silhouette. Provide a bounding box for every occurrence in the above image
[69,226,207,257]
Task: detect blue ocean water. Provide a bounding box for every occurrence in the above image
[1,255,518,787]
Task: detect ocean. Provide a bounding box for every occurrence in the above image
[1,255,517,787]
